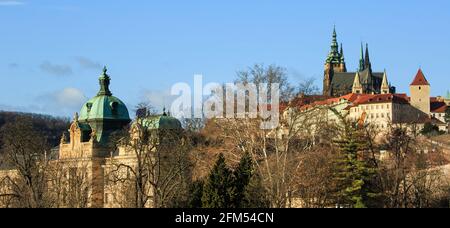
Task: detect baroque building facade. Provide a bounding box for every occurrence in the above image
[0,68,185,208]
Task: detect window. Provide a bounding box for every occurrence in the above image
[86,103,93,112]
[111,102,118,115]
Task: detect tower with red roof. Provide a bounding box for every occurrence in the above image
[410,69,431,115]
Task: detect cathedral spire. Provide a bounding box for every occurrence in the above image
[331,26,339,54]
[364,43,371,70]
[98,66,112,96]
[326,26,341,64]
[359,43,365,71]
[340,43,345,61]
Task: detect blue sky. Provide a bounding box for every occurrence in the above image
[0,0,449,117]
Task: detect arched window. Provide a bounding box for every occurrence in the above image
[111,102,118,115]
[86,103,93,112]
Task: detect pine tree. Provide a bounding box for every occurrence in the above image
[231,152,254,208]
[188,180,204,208]
[201,153,234,208]
[334,129,378,208]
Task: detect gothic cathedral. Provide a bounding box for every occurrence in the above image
[323,27,396,97]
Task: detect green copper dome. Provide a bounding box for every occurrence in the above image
[140,113,182,130]
[79,95,130,121]
[79,67,130,122]
[77,67,131,145]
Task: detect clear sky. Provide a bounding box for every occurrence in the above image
[0,0,449,117]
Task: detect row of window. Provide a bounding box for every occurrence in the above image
[352,104,391,113]
[432,113,445,118]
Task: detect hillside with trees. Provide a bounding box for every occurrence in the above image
[0,111,70,154]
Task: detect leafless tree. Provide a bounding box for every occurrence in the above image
[235,64,295,101]
[0,117,53,208]
[106,120,192,208]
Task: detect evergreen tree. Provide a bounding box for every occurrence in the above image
[334,129,379,208]
[188,180,204,208]
[420,123,440,136]
[201,153,234,208]
[231,152,254,208]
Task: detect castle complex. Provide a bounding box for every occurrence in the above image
[292,28,450,134]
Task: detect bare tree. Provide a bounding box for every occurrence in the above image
[297,77,320,96]
[0,117,53,208]
[106,120,192,208]
[236,64,295,101]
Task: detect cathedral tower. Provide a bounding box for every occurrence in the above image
[323,27,347,96]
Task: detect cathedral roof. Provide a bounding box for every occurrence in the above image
[331,70,384,92]
[410,69,430,86]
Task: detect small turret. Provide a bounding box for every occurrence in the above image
[381,70,390,94]
[352,72,363,94]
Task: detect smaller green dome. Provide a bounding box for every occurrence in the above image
[140,115,182,130]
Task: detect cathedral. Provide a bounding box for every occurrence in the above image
[323,27,396,97]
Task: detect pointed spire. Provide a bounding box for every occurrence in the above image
[364,43,371,70]
[359,43,365,71]
[340,43,345,61]
[98,66,112,96]
[381,70,390,94]
[73,112,79,122]
[352,72,363,94]
[331,26,339,54]
[381,70,389,87]
[326,26,341,64]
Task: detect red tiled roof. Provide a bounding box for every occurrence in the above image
[352,93,409,106]
[296,93,411,111]
[431,101,448,113]
[410,69,430,86]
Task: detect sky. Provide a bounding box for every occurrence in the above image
[0,0,449,118]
